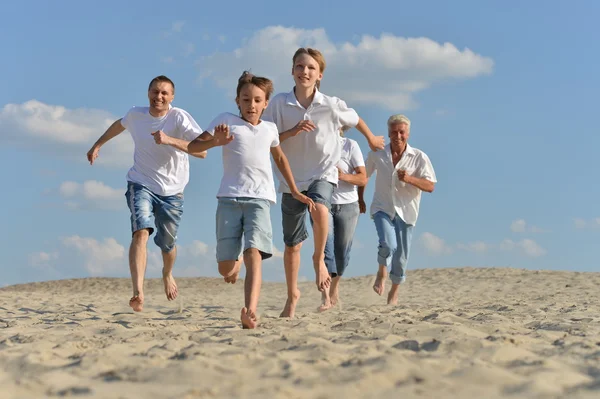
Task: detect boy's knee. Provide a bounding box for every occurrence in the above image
[132,229,151,243]
[285,243,302,254]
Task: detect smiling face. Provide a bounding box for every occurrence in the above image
[147,81,174,117]
[388,122,410,149]
[236,83,269,125]
[292,53,323,90]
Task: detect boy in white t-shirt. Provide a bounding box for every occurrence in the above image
[263,47,385,317]
[187,71,314,329]
[86,75,207,313]
[359,114,437,305]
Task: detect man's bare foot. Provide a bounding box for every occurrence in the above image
[129,293,144,312]
[241,307,258,329]
[162,272,178,301]
[224,262,241,284]
[313,260,331,292]
[387,283,400,305]
[329,281,340,307]
[280,289,301,318]
[318,290,333,312]
[373,267,388,296]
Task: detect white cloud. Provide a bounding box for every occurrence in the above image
[28,251,58,267]
[61,236,126,275]
[198,26,493,110]
[0,100,133,167]
[420,232,453,255]
[573,217,600,229]
[574,218,587,229]
[58,180,123,210]
[187,240,210,257]
[172,21,185,33]
[161,56,175,64]
[456,241,490,253]
[510,219,548,233]
[500,238,546,258]
[183,42,195,57]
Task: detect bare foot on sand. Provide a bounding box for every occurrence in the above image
[224,262,241,284]
[387,283,400,305]
[241,307,258,329]
[329,282,340,307]
[318,290,333,312]
[129,293,144,312]
[162,272,178,301]
[373,267,388,296]
[280,289,301,318]
[313,260,331,292]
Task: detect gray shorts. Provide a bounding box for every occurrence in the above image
[281,179,334,247]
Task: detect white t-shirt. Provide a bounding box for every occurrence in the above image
[366,144,437,226]
[331,137,365,205]
[121,106,202,196]
[263,88,360,193]
[207,113,280,203]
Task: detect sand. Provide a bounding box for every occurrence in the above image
[1,267,599,398]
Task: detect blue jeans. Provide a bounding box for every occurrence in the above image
[373,211,414,285]
[281,179,334,247]
[324,202,360,277]
[125,181,184,253]
[216,197,273,262]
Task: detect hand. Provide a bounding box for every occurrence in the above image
[291,120,316,136]
[358,200,366,214]
[151,130,171,145]
[368,134,385,151]
[337,166,346,182]
[397,169,410,183]
[213,124,234,146]
[292,191,316,212]
[87,145,100,165]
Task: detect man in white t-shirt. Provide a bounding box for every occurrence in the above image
[359,114,437,305]
[86,75,207,312]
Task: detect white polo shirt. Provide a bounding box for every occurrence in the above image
[331,137,365,205]
[366,144,437,226]
[206,113,280,203]
[121,106,202,196]
[263,88,360,193]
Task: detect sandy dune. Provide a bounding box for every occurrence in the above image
[1,267,599,398]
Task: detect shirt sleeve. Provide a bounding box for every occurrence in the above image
[349,141,366,169]
[416,153,437,183]
[366,151,376,178]
[178,110,203,141]
[120,108,134,130]
[270,124,280,147]
[335,99,360,130]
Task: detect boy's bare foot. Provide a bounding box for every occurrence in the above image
[241,307,258,329]
[162,272,178,301]
[129,293,144,312]
[329,282,339,307]
[280,289,301,318]
[318,290,333,312]
[373,267,388,296]
[387,283,400,305]
[224,262,241,284]
[313,260,331,292]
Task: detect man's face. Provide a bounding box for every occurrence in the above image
[147,81,174,114]
[388,122,410,147]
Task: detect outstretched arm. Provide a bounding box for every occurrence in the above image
[355,117,385,151]
[152,131,211,158]
[87,119,126,165]
[186,124,234,154]
[270,146,315,211]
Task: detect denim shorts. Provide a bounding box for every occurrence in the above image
[216,197,273,262]
[125,181,184,253]
[281,179,334,247]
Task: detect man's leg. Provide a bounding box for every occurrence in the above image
[154,192,185,301]
[124,182,156,312]
[372,211,397,296]
[280,193,309,318]
[388,216,414,305]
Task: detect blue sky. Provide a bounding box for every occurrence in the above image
[2,0,599,286]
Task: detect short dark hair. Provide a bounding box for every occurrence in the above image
[148,75,175,93]
[236,71,274,100]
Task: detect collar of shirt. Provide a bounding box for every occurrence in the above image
[385,143,416,168]
[285,87,325,107]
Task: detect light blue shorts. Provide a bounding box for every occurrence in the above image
[216,197,273,262]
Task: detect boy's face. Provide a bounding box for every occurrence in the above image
[292,53,322,90]
[236,84,268,125]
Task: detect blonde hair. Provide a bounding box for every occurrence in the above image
[387,114,411,128]
[292,48,326,90]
